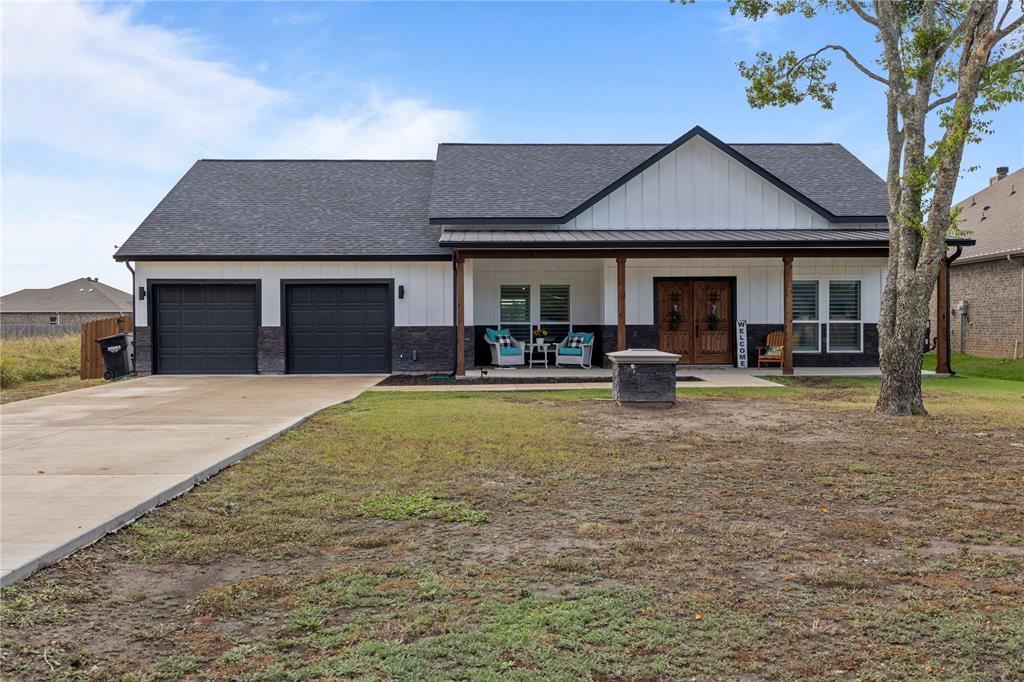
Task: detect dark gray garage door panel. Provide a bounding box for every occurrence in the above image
[153,284,258,374]
[287,284,391,373]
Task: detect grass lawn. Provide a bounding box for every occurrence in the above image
[0,334,114,404]
[922,351,1024,382]
[2,376,1022,680]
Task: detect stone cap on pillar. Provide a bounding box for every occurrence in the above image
[606,348,681,364]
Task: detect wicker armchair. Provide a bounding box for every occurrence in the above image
[484,329,526,366]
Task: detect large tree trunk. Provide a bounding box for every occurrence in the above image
[876,264,934,414]
[871,0,1000,416]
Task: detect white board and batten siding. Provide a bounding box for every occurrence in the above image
[133,261,453,328]
[470,259,603,328]
[603,257,887,326]
[566,136,852,231]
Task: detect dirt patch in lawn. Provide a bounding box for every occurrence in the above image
[3,386,1023,680]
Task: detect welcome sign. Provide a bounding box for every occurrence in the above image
[736,319,748,368]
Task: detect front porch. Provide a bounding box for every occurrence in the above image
[450,239,961,377]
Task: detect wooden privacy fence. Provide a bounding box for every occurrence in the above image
[81,315,133,379]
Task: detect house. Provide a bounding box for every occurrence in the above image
[1,277,131,329]
[113,125,972,376]
[930,166,1023,359]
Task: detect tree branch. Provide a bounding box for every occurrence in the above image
[846,0,879,27]
[991,45,1024,69]
[995,0,1013,33]
[795,44,890,85]
[995,14,1024,40]
[926,91,959,111]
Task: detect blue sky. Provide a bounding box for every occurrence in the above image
[2,1,1021,294]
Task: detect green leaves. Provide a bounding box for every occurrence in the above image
[738,50,838,109]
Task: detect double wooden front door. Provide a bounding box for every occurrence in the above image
[656,279,733,364]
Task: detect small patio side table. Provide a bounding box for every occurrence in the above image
[527,342,553,369]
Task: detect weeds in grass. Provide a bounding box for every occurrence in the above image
[356,491,489,524]
[0,334,79,388]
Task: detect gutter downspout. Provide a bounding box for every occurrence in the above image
[124,261,136,373]
[945,245,963,375]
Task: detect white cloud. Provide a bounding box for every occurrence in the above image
[1,2,474,293]
[716,10,782,51]
[268,97,472,159]
[2,2,282,170]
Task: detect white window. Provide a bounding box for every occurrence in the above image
[498,283,572,341]
[792,280,820,352]
[499,284,531,341]
[539,284,570,339]
[828,280,863,352]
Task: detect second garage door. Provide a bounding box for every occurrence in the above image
[286,283,392,374]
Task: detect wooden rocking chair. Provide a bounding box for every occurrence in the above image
[756,331,786,368]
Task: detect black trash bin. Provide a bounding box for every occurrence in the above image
[96,332,135,380]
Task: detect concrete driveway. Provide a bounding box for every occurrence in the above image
[0,374,382,586]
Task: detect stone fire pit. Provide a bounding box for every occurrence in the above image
[606,348,681,408]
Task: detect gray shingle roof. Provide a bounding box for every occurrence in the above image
[429,144,661,221]
[952,167,1023,263]
[114,129,893,261]
[1,278,131,313]
[731,143,889,218]
[115,160,447,260]
[429,136,889,222]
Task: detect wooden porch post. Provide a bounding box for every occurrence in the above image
[455,253,466,376]
[616,257,626,351]
[935,254,950,375]
[783,256,794,375]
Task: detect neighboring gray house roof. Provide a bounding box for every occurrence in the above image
[115,160,447,260]
[953,166,1023,263]
[428,127,889,223]
[1,278,131,314]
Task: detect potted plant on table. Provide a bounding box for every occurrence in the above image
[532,327,550,344]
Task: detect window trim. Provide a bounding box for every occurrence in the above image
[496,278,574,333]
[497,283,531,329]
[538,283,571,328]
[791,277,821,354]
[826,277,865,353]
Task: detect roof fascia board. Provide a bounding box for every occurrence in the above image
[114,254,454,263]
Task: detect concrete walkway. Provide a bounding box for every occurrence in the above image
[0,375,381,586]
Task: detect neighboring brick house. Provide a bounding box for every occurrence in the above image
[1,277,132,329]
[931,166,1024,359]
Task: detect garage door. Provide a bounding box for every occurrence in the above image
[152,284,258,374]
[286,283,391,373]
